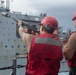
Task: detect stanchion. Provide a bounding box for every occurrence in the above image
[12,58,16,75]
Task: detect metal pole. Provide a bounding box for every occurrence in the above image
[12,58,17,75]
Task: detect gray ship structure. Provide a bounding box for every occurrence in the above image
[0,0,72,75]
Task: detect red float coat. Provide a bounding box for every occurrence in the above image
[26,33,63,75]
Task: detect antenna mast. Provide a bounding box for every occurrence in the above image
[6,0,10,11]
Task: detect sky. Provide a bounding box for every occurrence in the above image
[4,0,76,31]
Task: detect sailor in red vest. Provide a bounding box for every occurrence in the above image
[18,16,63,75]
[25,16,63,75]
[64,12,76,75]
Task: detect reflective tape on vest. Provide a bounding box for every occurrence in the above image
[35,37,61,46]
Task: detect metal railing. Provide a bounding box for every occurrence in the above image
[0,58,25,75]
[0,54,69,75]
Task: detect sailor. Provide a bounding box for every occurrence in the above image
[63,12,76,75]
[18,16,63,75]
[18,21,35,53]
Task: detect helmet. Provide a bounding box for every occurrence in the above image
[39,16,58,29]
[72,12,76,20]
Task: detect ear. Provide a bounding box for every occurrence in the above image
[41,26,44,31]
[53,29,58,35]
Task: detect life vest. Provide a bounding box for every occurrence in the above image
[67,31,76,67]
[26,34,63,75]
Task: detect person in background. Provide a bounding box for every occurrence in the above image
[18,21,35,53]
[63,12,76,75]
[18,16,63,75]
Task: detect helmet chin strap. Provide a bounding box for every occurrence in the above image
[42,24,53,30]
